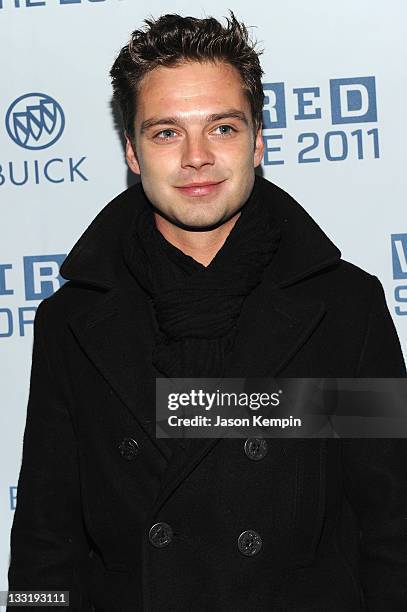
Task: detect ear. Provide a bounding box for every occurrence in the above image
[125,132,141,175]
[253,125,264,168]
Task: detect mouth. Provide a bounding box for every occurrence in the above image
[174,180,226,197]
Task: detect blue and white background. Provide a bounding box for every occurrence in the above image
[1,0,406,596]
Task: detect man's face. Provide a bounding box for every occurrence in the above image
[125,60,264,229]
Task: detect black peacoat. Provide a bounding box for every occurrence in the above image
[7,176,407,611]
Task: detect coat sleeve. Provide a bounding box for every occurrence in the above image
[7,299,92,612]
[342,275,407,611]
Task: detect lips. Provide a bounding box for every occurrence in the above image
[175,180,225,197]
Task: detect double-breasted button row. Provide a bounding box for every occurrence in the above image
[149,522,173,548]
[148,522,262,556]
[118,437,139,460]
[119,437,268,462]
[244,437,268,460]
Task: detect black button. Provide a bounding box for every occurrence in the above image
[238,530,262,556]
[118,437,139,460]
[244,438,268,461]
[149,522,173,548]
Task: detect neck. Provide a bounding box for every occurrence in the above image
[153,211,241,267]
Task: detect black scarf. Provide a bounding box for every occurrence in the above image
[123,177,281,378]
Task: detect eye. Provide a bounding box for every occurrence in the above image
[155,129,177,140]
[213,125,236,136]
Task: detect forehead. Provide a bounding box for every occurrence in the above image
[135,61,250,122]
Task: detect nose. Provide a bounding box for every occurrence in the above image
[180,133,215,170]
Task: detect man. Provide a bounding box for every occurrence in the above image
[7,12,407,612]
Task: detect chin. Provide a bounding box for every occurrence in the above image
[176,215,223,231]
[170,204,222,225]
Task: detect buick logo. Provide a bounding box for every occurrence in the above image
[6,93,65,150]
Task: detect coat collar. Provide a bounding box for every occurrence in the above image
[60,175,341,290]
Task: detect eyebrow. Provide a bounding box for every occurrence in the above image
[140,110,249,133]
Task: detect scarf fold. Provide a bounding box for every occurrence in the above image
[122,178,281,378]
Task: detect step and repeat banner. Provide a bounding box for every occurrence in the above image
[1,0,406,595]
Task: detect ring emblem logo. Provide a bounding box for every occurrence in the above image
[6,93,65,150]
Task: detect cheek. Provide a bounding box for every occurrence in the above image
[218,140,255,163]
[144,145,180,169]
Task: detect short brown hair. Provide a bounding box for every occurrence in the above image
[110,11,264,140]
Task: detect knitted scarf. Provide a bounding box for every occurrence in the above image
[122,177,281,379]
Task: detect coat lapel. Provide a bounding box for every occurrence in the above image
[68,283,173,461]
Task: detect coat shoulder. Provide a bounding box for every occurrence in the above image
[304,256,383,304]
